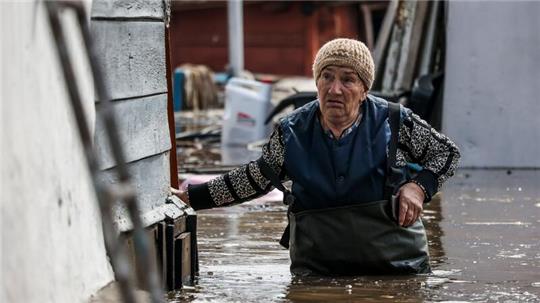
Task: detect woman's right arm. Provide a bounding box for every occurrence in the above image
[177,125,287,210]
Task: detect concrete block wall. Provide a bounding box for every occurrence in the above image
[91,0,199,291]
[91,0,173,225]
[444,2,540,168]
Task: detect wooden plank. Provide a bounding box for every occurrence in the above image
[94,94,171,170]
[185,208,199,274]
[91,21,167,100]
[100,152,171,221]
[381,19,403,93]
[92,0,166,20]
[360,4,375,49]
[165,25,179,188]
[174,232,192,288]
[394,1,429,91]
[155,223,167,289]
[171,216,187,238]
[418,1,440,75]
[373,0,399,74]
[123,225,159,290]
[165,223,175,290]
[381,1,429,93]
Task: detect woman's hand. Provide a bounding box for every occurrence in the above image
[397,182,424,227]
[171,187,190,205]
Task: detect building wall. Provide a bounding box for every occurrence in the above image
[169,2,360,76]
[1,2,114,302]
[2,0,176,300]
[91,0,173,228]
[443,1,540,168]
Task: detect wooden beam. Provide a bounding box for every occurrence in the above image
[165,24,180,188]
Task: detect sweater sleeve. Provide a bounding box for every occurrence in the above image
[187,125,288,210]
[397,110,461,201]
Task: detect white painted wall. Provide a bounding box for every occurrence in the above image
[1,2,114,302]
[444,1,540,168]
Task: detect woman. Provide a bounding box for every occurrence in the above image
[173,38,460,276]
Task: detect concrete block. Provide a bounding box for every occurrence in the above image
[99,151,171,221]
[92,0,165,20]
[95,93,171,170]
[91,21,167,100]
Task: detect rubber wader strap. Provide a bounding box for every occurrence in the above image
[257,158,294,248]
[258,159,288,195]
[386,102,401,221]
[386,102,400,176]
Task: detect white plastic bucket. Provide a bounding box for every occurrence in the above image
[221,78,272,146]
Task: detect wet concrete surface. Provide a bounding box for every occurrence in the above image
[168,169,540,302]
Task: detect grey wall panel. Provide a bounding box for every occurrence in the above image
[95,93,171,170]
[443,2,540,168]
[92,0,165,20]
[99,152,171,220]
[91,21,167,100]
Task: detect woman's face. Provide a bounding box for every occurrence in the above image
[316,65,367,124]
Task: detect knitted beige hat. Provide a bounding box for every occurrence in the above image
[312,38,375,90]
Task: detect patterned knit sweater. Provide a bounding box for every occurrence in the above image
[188,106,460,210]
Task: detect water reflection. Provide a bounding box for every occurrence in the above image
[285,275,428,302]
[169,169,540,302]
[423,194,446,269]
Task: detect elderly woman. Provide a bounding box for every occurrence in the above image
[173,38,460,276]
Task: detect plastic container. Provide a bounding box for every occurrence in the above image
[173,68,185,111]
[221,78,273,146]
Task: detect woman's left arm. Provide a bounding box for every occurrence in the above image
[397,109,461,202]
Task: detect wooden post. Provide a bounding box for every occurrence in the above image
[165,24,180,189]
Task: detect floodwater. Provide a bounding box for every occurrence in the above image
[168,169,540,302]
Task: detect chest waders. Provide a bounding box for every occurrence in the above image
[259,102,430,276]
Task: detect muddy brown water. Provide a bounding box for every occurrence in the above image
[168,169,540,302]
